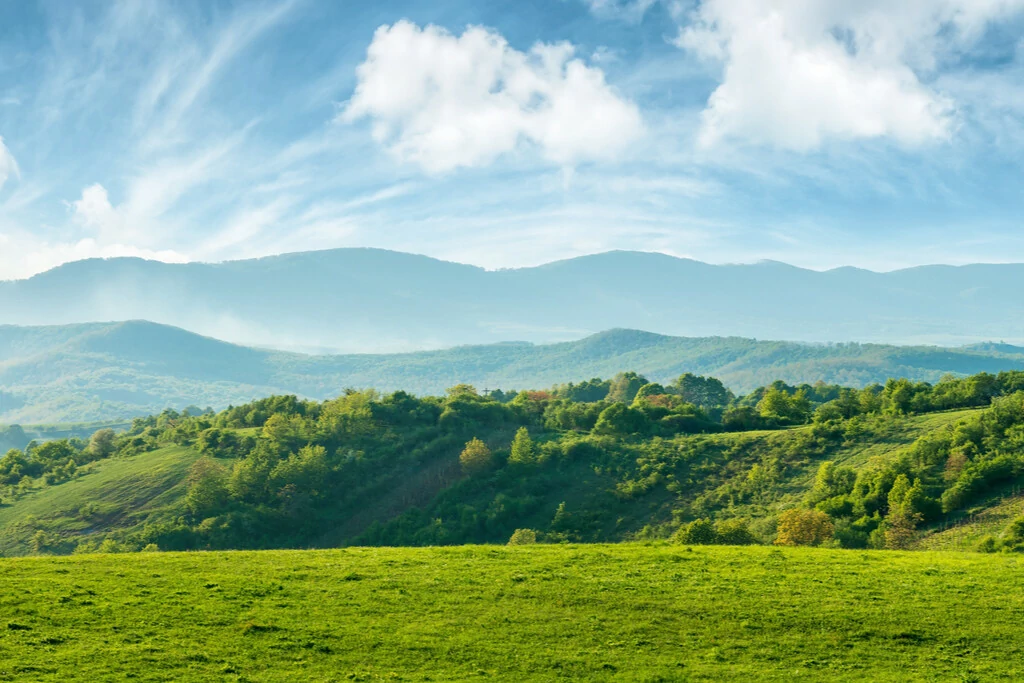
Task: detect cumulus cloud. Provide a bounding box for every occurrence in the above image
[341,21,644,173]
[676,0,1024,150]
[71,184,127,240]
[0,137,19,191]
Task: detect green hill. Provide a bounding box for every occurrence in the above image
[1,544,1021,681]
[4,367,1023,557]
[3,320,1024,423]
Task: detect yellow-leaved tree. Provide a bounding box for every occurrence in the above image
[459,437,492,474]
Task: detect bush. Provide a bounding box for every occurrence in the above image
[976,535,999,553]
[507,529,538,545]
[714,519,756,545]
[673,518,717,545]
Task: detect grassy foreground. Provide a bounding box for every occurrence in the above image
[2,545,1022,682]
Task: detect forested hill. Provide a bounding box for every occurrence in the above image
[5,368,1024,556]
[4,249,1024,351]
[3,320,1024,423]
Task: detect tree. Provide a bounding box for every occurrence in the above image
[632,383,667,405]
[507,528,538,545]
[882,378,918,415]
[887,473,912,514]
[883,508,922,550]
[593,403,648,436]
[775,508,834,546]
[185,457,229,519]
[446,384,479,398]
[606,372,648,404]
[508,427,536,466]
[675,374,732,410]
[459,438,492,474]
[87,429,117,459]
[757,386,794,422]
[808,461,856,505]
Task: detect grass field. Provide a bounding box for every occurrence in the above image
[1,544,1022,682]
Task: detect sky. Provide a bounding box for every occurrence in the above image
[0,0,1023,279]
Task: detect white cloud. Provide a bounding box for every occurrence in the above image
[0,137,18,191]
[677,0,1024,150]
[0,232,187,281]
[341,21,644,173]
[71,183,125,240]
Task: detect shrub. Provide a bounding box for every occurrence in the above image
[714,518,756,545]
[507,529,538,545]
[673,518,717,545]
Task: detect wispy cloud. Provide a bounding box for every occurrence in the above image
[0,137,18,191]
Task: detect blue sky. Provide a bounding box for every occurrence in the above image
[0,0,1023,279]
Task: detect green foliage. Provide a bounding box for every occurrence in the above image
[507,528,537,545]
[775,509,835,546]
[508,427,536,466]
[460,438,493,475]
[674,518,717,545]
[185,458,229,520]
[606,372,648,404]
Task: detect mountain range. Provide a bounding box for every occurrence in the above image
[3,249,1024,352]
[2,320,1024,424]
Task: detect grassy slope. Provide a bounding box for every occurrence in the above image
[917,490,1024,551]
[1,544,1021,682]
[0,446,201,555]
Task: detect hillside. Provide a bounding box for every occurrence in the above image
[4,367,1022,556]
[2,545,1021,681]
[4,248,1024,352]
[3,321,1024,423]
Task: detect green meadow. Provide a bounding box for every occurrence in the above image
[2,544,1022,682]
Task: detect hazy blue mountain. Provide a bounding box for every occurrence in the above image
[2,321,1024,424]
[2,249,1024,352]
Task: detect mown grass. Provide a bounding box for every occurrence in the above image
[1,544,1021,682]
[0,446,201,555]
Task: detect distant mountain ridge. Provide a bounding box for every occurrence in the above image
[3,248,1024,351]
[2,321,1024,424]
